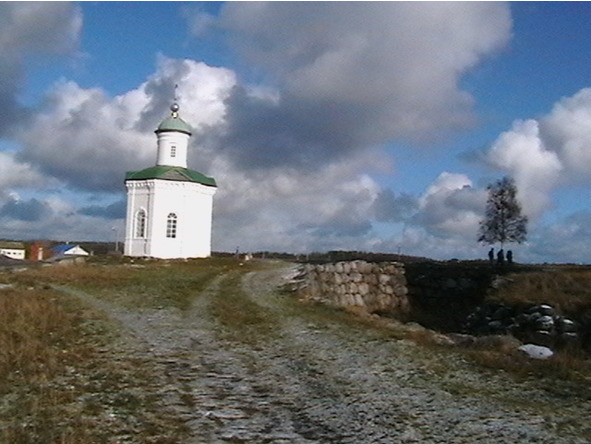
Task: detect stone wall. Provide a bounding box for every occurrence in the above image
[294,260,499,327]
[296,260,410,318]
[404,262,497,331]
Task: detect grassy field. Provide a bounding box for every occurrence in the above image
[0,283,116,443]
[0,257,255,443]
[490,267,591,315]
[2,258,591,442]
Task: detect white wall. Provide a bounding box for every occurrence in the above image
[156,132,190,168]
[124,179,216,259]
[0,248,25,260]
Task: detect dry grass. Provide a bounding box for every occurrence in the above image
[0,286,103,443]
[0,287,84,383]
[464,346,591,396]
[491,268,591,314]
[0,259,239,443]
[6,257,248,311]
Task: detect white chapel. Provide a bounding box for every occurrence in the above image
[124,102,217,259]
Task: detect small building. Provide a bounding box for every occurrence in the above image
[52,244,90,257]
[124,102,217,259]
[0,241,26,260]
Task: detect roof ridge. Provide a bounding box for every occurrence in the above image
[125,165,216,187]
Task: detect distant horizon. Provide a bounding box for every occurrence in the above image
[3,238,587,266]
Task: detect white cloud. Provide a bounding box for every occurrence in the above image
[211,153,383,253]
[0,151,48,190]
[218,2,511,143]
[540,88,591,181]
[486,119,562,219]
[16,58,236,192]
[415,172,486,238]
[484,87,591,222]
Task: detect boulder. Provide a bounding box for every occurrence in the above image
[518,344,554,360]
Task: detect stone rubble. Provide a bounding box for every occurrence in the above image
[463,302,580,350]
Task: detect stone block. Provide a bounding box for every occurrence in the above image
[384,264,399,274]
[367,273,378,285]
[398,297,410,313]
[357,261,373,274]
[393,285,408,296]
[354,294,365,306]
[358,282,370,296]
[378,274,391,285]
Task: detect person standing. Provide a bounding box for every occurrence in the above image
[488,248,494,265]
[497,249,505,266]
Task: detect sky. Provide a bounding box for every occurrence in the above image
[1,2,591,263]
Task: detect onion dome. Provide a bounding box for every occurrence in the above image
[155,102,192,135]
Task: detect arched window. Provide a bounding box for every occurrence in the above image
[135,210,146,238]
[166,213,177,238]
[170,145,177,158]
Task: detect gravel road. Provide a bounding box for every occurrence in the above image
[58,262,591,443]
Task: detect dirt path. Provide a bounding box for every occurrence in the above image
[58,262,591,443]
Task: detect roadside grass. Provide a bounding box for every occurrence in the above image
[465,346,591,384]
[0,284,189,443]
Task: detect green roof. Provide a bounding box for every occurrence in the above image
[155,115,192,135]
[125,166,217,187]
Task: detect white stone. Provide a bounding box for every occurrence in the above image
[354,294,365,306]
[378,274,391,285]
[358,282,370,296]
[518,344,554,360]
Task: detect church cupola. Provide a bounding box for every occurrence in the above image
[155,102,192,168]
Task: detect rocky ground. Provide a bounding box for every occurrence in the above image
[52,261,591,443]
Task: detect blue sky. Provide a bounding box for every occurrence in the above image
[2,2,591,263]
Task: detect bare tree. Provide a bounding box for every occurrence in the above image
[478,176,528,249]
